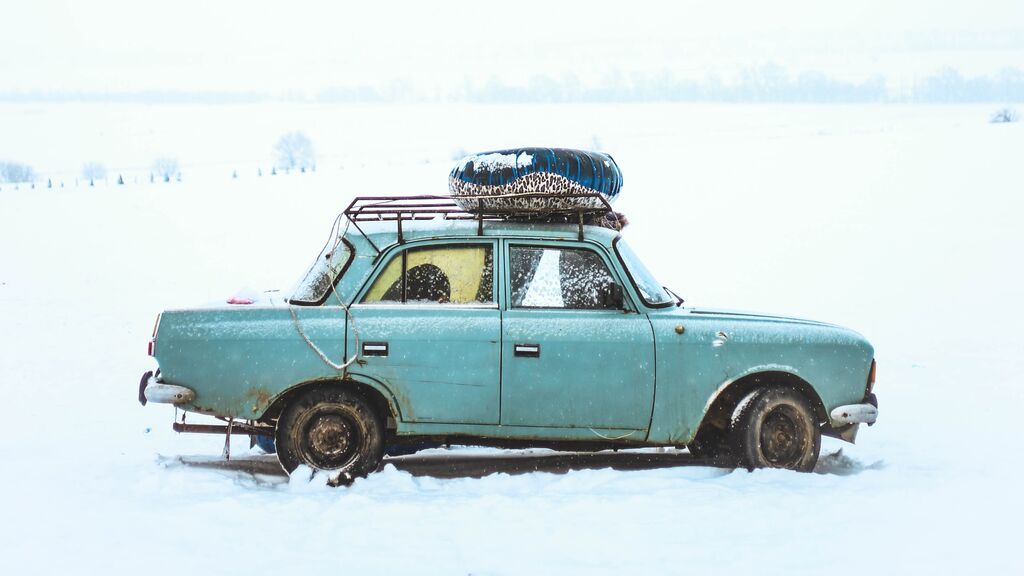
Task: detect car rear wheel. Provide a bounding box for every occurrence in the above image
[275,387,384,480]
[731,387,821,472]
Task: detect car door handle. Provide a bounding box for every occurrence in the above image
[514,343,540,358]
[362,342,388,357]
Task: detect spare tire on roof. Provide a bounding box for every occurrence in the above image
[449,148,622,213]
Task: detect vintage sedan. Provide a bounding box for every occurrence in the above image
[140,194,878,481]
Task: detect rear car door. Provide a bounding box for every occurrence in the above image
[347,239,500,424]
[499,241,655,431]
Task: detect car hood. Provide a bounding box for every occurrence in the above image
[683,306,840,328]
[667,306,872,353]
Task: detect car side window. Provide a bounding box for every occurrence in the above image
[362,244,494,305]
[510,245,620,309]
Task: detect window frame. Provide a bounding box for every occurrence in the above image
[288,237,357,306]
[355,239,500,308]
[503,240,634,312]
[612,236,675,309]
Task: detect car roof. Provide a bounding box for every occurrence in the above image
[343,217,621,250]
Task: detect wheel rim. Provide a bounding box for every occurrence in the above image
[759,405,806,467]
[299,406,363,470]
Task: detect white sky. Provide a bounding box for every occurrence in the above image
[3,0,1022,95]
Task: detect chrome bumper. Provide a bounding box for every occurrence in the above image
[830,403,878,426]
[139,371,195,405]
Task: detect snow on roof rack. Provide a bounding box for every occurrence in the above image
[343,193,614,253]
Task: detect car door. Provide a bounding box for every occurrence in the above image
[499,240,656,431]
[347,239,501,424]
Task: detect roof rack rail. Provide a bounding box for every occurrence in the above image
[342,193,613,253]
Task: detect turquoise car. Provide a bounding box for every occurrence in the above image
[140,194,878,480]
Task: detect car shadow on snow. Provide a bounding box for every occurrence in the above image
[161,447,884,484]
[385,449,730,479]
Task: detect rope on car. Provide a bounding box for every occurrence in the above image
[588,428,636,441]
[288,213,361,373]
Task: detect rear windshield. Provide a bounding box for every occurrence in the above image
[289,218,353,305]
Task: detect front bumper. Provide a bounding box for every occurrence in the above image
[138,370,195,406]
[825,393,878,443]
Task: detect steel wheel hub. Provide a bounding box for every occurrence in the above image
[760,406,803,466]
[302,410,359,469]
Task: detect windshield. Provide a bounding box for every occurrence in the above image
[614,238,673,307]
[289,215,353,305]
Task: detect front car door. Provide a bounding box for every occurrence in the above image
[347,239,501,424]
[499,240,655,431]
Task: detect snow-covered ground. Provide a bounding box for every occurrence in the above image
[1,103,1022,574]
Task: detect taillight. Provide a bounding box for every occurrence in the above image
[867,359,876,393]
[148,314,161,356]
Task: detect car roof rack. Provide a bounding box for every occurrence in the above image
[342,193,614,253]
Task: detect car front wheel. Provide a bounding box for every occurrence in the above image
[275,387,384,480]
[731,387,821,472]
[687,424,733,461]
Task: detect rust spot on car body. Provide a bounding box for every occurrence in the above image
[246,387,273,413]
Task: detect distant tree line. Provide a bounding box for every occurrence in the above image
[2,66,1022,105]
[449,66,1024,104]
[0,131,320,190]
[911,68,1024,103]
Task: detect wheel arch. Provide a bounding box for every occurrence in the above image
[693,370,828,441]
[258,375,402,431]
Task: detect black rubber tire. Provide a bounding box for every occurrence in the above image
[275,387,384,478]
[687,425,733,461]
[730,387,821,472]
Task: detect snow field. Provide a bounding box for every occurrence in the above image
[0,103,1022,574]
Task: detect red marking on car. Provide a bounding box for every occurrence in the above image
[148,314,161,356]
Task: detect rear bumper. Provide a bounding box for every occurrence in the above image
[830,402,879,426]
[138,370,195,406]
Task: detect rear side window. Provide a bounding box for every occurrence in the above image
[509,246,618,309]
[362,244,494,305]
